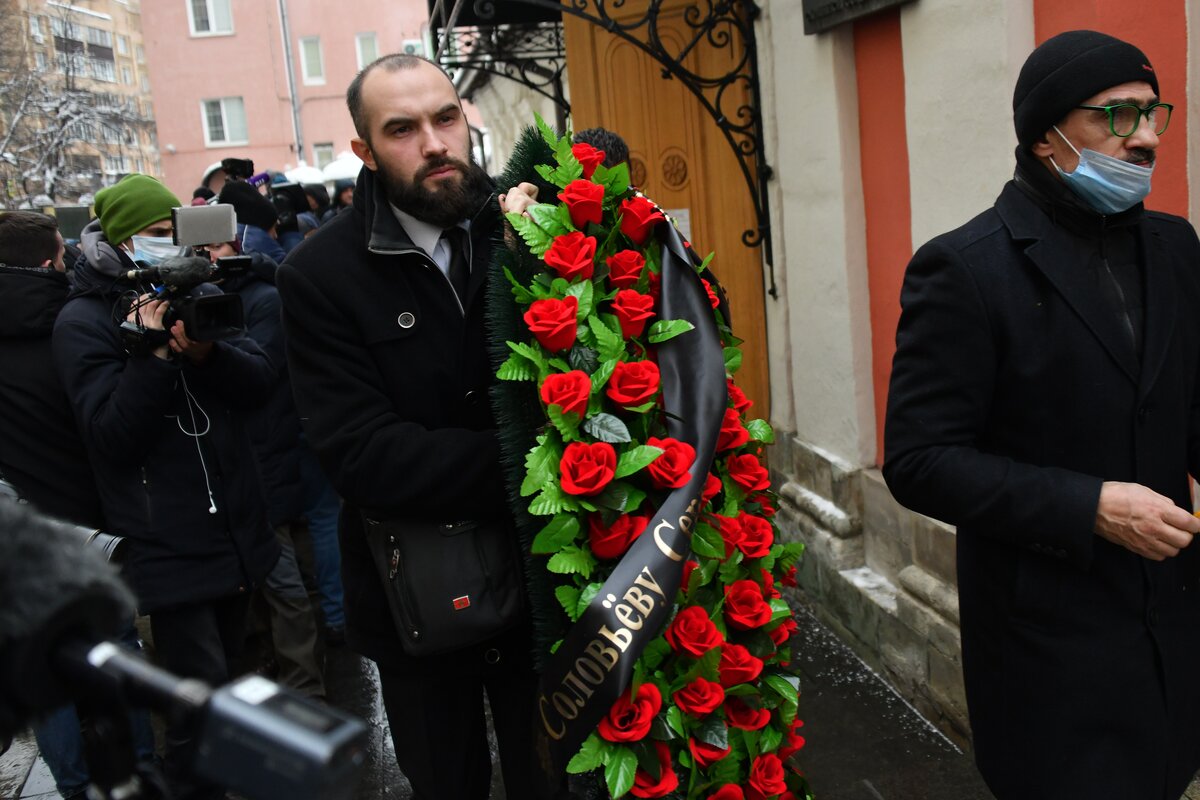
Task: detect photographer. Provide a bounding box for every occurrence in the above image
[218,179,289,263]
[51,174,281,800]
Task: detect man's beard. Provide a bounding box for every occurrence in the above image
[380,154,492,228]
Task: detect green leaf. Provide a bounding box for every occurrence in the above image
[535,112,559,149]
[496,352,537,382]
[764,674,799,704]
[648,319,695,344]
[592,481,632,513]
[529,481,581,516]
[529,202,571,238]
[502,266,536,304]
[508,340,549,373]
[615,444,663,479]
[565,277,595,319]
[697,557,719,587]
[583,412,631,443]
[577,582,602,618]
[590,359,618,393]
[633,741,662,777]
[569,345,599,375]
[759,724,784,754]
[709,750,742,785]
[776,541,806,572]
[548,403,582,443]
[547,545,596,579]
[691,522,725,560]
[605,746,638,799]
[743,628,778,659]
[698,250,715,274]
[718,551,746,584]
[593,161,631,198]
[666,704,687,739]
[507,212,555,256]
[723,347,743,376]
[555,584,583,621]
[534,163,556,184]
[567,733,606,773]
[745,418,775,444]
[769,598,791,621]
[741,727,761,760]
[532,515,582,554]
[640,638,671,672]
[649,714,677,741]
[696,716,729,749]
[589,316,624,362]
[521,436,560,497]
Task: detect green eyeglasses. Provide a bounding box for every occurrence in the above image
[1076,102,1174,137]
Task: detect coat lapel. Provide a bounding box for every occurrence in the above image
[1136,225,1176,401]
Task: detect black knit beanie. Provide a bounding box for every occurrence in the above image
[218,180,279,231]
[1013,30,1158,148]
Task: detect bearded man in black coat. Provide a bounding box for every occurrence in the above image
[277,54,539,800]
[884,31,1200,800]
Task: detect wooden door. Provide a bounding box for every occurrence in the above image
[562,5,771,419]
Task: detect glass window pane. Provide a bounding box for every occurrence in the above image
[191,0,211,33]
[212,0,232,33]
[357,33,377,68]
[223,97,247,142]
[204,100,225,142]
[302,37,323,81]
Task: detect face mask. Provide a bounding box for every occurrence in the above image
[128,235,183,266]
[1050,126,1153,215]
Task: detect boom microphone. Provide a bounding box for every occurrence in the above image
[124,256,213,288]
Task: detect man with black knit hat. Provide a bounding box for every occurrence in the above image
[219,178,289,262]
[884,31,1200,799]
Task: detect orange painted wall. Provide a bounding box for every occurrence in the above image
[1033,2,1189,216]
[855,9,912,466]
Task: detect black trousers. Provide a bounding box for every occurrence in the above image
[376,624,539,800]
[149,593,251,800]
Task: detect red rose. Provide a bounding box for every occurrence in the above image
[725,697,771,730]
[672,676,725,717]
[559,441,616,496]
[619,195,666,245]
[709,786,745,800]
[588,513,649,560]
[666,605,723,657]
[689,737,732,768]
[606,359,660,407]
[769,616,798,647]
[724,579,773,630]
[778,719,806,759]
[646,436,695,489]
[647,270,661,302]
[524,295,578,352]
[718,643,764,687]
[702,472,723,505]
[606,249,645,289]
[571,141,605,179]
[544,231,597,282]
[728,453,770,493]
[540,370,590,417]
[747,753,788,800]
[781,564,799,588]
[737,512,774,558]
[728,379,753,414]
[631,741,678,799]
[598,682,661,743]
[760,568,782,599]
[717,407,750,451]
[702,278,721,309]
[681,559,699,593]
[715,514,744,559]
[612,289,656,339]
[558,179,605,229]
[752,493,778,517]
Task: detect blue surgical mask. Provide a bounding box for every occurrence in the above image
[1050,126,1154,215]
[129,235,183,266]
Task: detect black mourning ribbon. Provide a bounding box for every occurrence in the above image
[443,226,470,305]
[530,219,728,795]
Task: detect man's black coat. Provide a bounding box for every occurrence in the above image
[884,166,1200,798]
[276,166,511,667]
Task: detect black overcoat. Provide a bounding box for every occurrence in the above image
[884,180,1200,799]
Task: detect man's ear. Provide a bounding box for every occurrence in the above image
[351,137,377,171]
[1030,136,1054,158]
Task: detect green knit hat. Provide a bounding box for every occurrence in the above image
[93,174,181,246]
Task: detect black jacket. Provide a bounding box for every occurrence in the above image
[277,166,509,665]
[0,264,104,527]
[884,158,1200,799]
[52,222,281,612]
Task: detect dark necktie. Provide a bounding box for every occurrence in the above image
[442,227,469,305]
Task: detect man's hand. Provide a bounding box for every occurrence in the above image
[1094,481,1200,560]
[498,183,538,217]
[167,320,213,364]
[128,294,171,360]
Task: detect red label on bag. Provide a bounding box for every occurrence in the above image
[453,595,471,610]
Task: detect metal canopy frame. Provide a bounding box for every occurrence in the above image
[431,0,775,296]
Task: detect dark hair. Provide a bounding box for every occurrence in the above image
[346,53,453,140]
[0,211,59,267]
[573,128,631,168]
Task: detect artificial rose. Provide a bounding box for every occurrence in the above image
[747,753,788,800]
[572,141,605,179]
[631,741,678,798]
[559,441,616,496]
[725,696,771,730]
[728,379,753,414]
[647,269,661,302]
[543,231,597,282]
[709,786,745,800]
[725,579,773,630]
[646,436,695,489]
[524,295,578,352]
[540,370,590,417]
[702,278,721,309]
[598,681,662,743]
[681,559,700,593]
[673,676,725,717]
[558,179,605,229]
[761,568,782,599]
[588,513,649,560]
[619,195,666,245]
[737,512,774,558]
[718,643,764,687]
[781,564,799,588]
[728,453,771,493]
[702,472,724,505]
[612,289,656,339]
[689,737,732,768]
[666,605,723,657]
[778,718,806,759]
[770,616,798,648]
[606,249,646,289]
[717,407,750,451]
[607,359,660,407]
[715,514,744,559]
[753,493,778,517]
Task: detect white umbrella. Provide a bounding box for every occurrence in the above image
[285,162,326,184]
[322,152,363,182]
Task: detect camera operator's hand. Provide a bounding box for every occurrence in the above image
[128,295,171,360]
[168,321,213,365]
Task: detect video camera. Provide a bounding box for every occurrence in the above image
[120,203,249,350]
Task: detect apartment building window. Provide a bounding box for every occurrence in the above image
[29,15,42,39]
[313,142,334,170]
[51,18,81,40]
[86,27,112,48]
[121,65,133,84]
[300,36,324,85]
[141,74,150,92]
[34,51,47,70]
[187,0,232,36]
[136,45,144,63]
[201,97,248,146]
[355,32,378,69]
[116,34,128,54]
[90,59,116,82]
